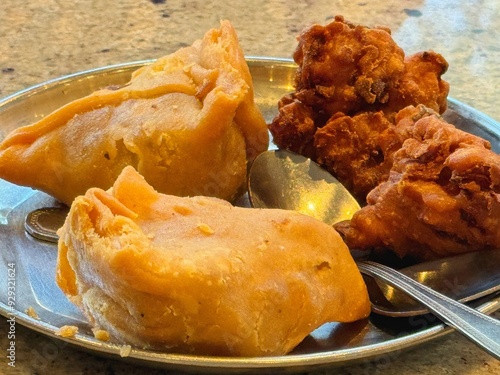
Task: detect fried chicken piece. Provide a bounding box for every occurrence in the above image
[269,16,450,203]
[268,94,318,159]
[386,51,449,116]
[292,15,405,117]
[335,106,500,261]
[314,111,402,201]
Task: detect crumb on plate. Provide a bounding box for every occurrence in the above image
[119,344,132,357]
[25,306,40,320]
[92,328,110,342]
[55,325,78,338]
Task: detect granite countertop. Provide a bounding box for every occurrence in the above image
[1,0,499,374]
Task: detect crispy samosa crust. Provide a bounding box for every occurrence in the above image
[56,166,370,356]
[0,21,268,205]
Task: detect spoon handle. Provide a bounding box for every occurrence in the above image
[357,260,500,360]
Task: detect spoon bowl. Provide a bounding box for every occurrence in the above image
[248,149,360,226]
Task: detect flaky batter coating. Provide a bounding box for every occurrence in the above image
[314,111,402,202]
[335,107,500,261]
[292,16,406,116]
[386,51,449,116]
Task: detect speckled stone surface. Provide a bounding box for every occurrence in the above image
[1,0,500,374]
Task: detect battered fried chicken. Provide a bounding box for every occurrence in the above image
[335,106,500,261]
[269,16,450,201]
[386,51,450,116]
[314,111,402,201]
[269,94,318,159]
[292,16,406,116]
[269,16,499,262]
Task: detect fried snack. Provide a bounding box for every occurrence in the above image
[335,106,500,261]
[314,111,402,201]
[385,51,449,115]
[0,21,268,205]
[292,16,406,117]
[56,166,370,357]
[269,16,449,201]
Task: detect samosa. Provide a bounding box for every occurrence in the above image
[0,21,268,205]
[56,166,371,356]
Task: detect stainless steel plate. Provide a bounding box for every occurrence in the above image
[0,58,499,374]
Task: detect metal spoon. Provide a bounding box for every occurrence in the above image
[365,251,500,317]
[248,149,500,360]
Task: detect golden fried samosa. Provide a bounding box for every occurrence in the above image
[0,21,268,205]
[56,166,370,357]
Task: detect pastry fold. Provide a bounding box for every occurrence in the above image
[0,21,268,205]
[56,166,370,356]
